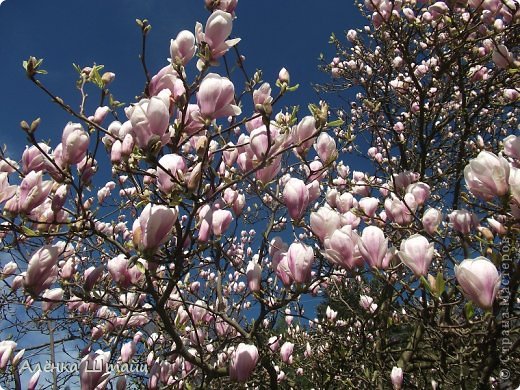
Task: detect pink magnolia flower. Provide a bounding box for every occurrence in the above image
[22,143,51,173]
[0,172,16,204]
[27,369,41,390]
[246,259,262,292]
[283,178,310,220]
[464,151,510,200]
[253,82,273,107]
[91,106,110,125]
[237,149,254,173]
[18,170,53,213]
[170,30,196,65]
[212,209,233,236]
[195,10,240,64]
[121,341,136,363]
[127,89,171,150]
[205,0,238,14]
[385,193,417,226]
[223,143,238,166]
[422,208,442,234]
[287,242,314,284]
[292,116,317,156]
[358,226,389,269]
[46,142,69,181]
[358,197,379,218]
[61,122,90,165]
[0,158,17,174]
[133,204,177,251]
[148,362,160,390]
[428,1,449,18]
[84,265,104,291]
[509,166,520,204]
[487,217,507,235]
[314,132,337,163]
[503,135,520,159]
[197,204,213,242]
[268,336,280,352]
[79,350,111,390]
[492,44,513,69]
[233,193,246,216]
[455,257,500,310]
[0,340,16,369]
[249,125,280,159]
[11,274,25,291]
[229,343,259,382]
[177,103,204,136]
[78,156,98,185]
[157,154,187,193]
[335,191,355,213]
[107,254,143,288]
[391,366,404,390]
[280,342,294,364]
[307,180,321,203]
[41,288,63,312]
[310,207,342,242]
[398,234,434,276]
[256,155,282,184]
[390,171,419,192]
[275,254,293,287]
[110,140,122,163]
[326,305,338,322]
[270,236,288,259]
[306,160,325,182]
[1,261,17,277]
[223,188,238,205]
[449,209,479,234]
[148,65,185,98]
[278,67,290,84]
[359,295,377,313]
[196,73,241,120]
[323,227,361,270]
[406,182,430,206]
[120,134,134,157]
[24,245,60,295]
[504,89,520,102]
[403,7,415,21]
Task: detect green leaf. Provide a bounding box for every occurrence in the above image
[420,275,431,293]
[326,119,344,128]
[89,65,105,89]
[72,63,82,74]
[287,83,299,92]
[21,226,38,237]
[435,272,445,298]
[23,57,47,76]
[464,301,474,320]
[134,260,146,274]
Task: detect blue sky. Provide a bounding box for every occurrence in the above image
[0,0,363,157]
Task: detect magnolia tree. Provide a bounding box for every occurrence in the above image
[0,0,518,389]
[302,0,519,388]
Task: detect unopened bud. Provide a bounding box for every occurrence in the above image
[30,118,41,133]
[101,72,116,86]
[20,120,30,132]
[478,227,494,241]
[278,68,290,84]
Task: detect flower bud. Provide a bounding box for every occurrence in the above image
[455,257,500,310]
